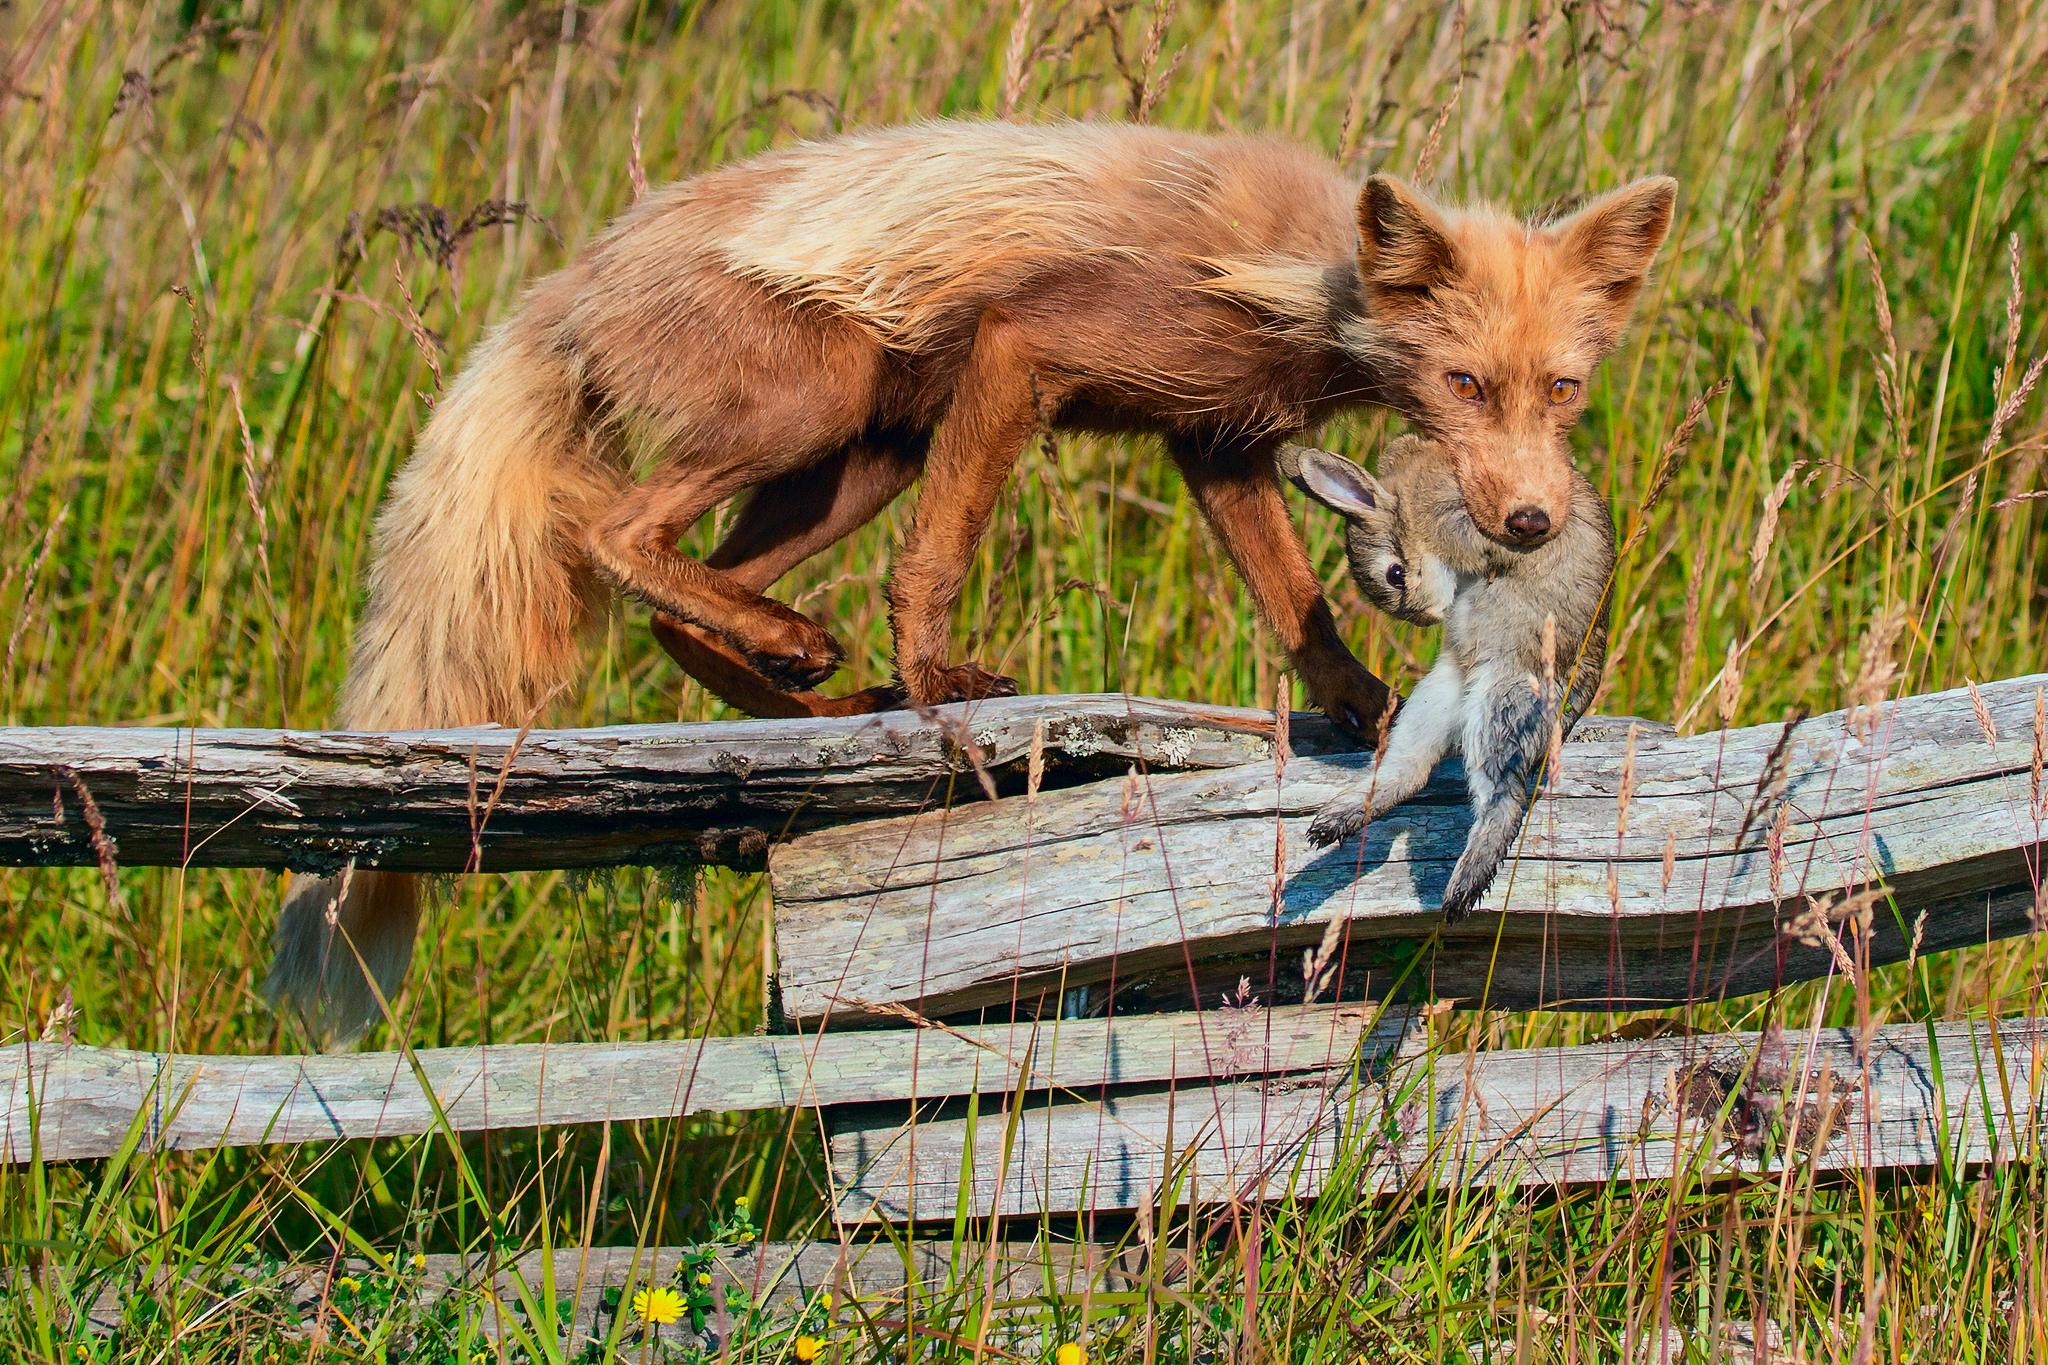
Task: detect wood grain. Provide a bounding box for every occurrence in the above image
[772,676,2048,1023]
[0,694,1352,875]
[828,1016,2048,1222]
[0,1004,1408,1162]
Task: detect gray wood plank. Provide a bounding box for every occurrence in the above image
[0,1004,1408,1162]
[772,676,2048,1022]
[828,1016,2048,1221]
[0,693,1358,874]
[69,1240,1141,1346]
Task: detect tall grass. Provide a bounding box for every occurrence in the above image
[0,0,2045,1358]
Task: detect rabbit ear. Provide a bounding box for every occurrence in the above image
[1288,447,1390,519]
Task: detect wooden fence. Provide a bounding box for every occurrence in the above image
[1,676,2044,1228]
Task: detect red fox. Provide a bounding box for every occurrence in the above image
[268,120,1675,1044]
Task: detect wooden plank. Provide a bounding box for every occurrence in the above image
[772,675,2048,1023]
[70,1240,1137,1340]
[828,1016,2048,1222]
[0,1004,1408,1162]
[0,694,1353,875]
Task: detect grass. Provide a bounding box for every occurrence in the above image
[0,0,2046,1358]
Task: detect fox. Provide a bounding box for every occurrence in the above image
[1284,434,1615,921]
[267,120,1676,1044]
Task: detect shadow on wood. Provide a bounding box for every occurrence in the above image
[772,676,2048,1023]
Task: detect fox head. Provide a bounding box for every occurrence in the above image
[1283,436,1471,627]
[1352,174,1676,548]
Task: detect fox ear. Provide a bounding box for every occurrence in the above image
[1290,447,1389,519]
[1548,176,1678,326]
[1357,175,1461,300]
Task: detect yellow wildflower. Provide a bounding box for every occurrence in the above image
[1056,1344,1086,1365]
[696,1271,713,1286]
[336,1276,359,1292]
[735,1195,750,1211]
[412,1253,428,1270]
[793,1336,825,1362]
[633,1285,686,1325]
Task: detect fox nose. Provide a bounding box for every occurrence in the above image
[1503,506,1552,543]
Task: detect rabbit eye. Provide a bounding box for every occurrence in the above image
[1385,563,1407,589]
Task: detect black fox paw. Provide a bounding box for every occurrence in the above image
[1307,801,1368,847]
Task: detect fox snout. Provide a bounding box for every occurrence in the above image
[1455,452,1574,547]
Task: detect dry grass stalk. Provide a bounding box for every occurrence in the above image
[1967,678,1999,745]
[2033,687,2045,825]
[1766,801,1793,906]
[1674,541,1709,731]
[998,0,1036,118]
[1620,376,1735,559]
[1300,913,1343,1005]
[59,770,126,915]
[628,103,649,201]
[1616,722,1638,839]
[1411,80,1462,186]
[2,504,66,691]
[1850,606,1908,741]
[1584,602,1647,718]
[1661,829,1676,893]
[1748,461,1805,593]
[1781,890,1882,984]
[1717,639,1744,730]
[1027,718,1046,801]
[1860,234,1906,455]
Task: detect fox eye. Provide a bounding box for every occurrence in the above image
[1385,562,1407,590]
[1549,377,1581,405]
[1446,372,1483,403]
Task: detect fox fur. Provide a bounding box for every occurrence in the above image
[1286,435,1615,920]
[268,120,1674,1045]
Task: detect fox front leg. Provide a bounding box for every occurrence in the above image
[1307,659,1465,847]
[1439,667,1557,922]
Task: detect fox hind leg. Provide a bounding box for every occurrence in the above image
[652,440,924,718]
[1439,666,1558,921]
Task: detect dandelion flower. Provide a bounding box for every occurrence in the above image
[794,1335,825,1361]
[1056,1343,1086,1365]
[633,1286,685,1325]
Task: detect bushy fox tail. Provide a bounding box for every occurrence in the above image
[268,312,621,1048]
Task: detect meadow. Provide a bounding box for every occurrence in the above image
[1,0,2046,1358]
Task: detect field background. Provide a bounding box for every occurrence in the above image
[2,0,2047,1359]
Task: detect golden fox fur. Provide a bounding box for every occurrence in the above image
[268,119,1675,1045]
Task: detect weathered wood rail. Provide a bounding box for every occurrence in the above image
[0,695,1350,874]
[829,1016,2048,1222]
[0,1005,1406,1162]
[772,676,2048,1023]
[2,677,2043,1242]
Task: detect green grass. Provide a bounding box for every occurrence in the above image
[1,0,2046,1358]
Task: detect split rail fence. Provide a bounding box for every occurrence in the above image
[1,677,2045,1229]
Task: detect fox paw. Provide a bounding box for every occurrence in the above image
[1307,799,1369,847]
[745,617,846,691]
[906,662,1020,706]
